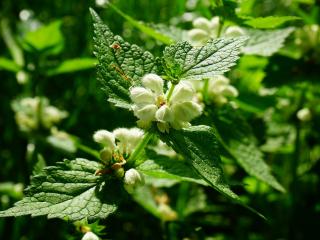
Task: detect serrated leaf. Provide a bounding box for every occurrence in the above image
[244,16,300,29]
[0,158,117,221]
[91,9,158,109]
[161,125,238,200]
[212,106,285,192]
[162,38,247,81]
[243,28,294,56]
[137,155,207,186]
[149,24,187,43]
[46,58,97,76]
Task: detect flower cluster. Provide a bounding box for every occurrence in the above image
[130,74,202,133]
[93,128,145,189]
[190,75,238,106]
[188,17,245,45]
[12,97,68,132]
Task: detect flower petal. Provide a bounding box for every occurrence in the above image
[171,101,202,122]
[130,87,155,104]
[142,74,164,94]
[133,104,157,121]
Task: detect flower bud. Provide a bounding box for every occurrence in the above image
[142,74,164,94]
[124,169,144,187]
[297,108,312,122]
[114,167,125,178]
[93,130,115,149]
[130,87,155,104]
[100,147,113,163]
[82,231,99,240]
[209,17,220,30]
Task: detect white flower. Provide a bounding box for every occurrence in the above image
[297,108,312,122]
[207,75,238,105]
[188,16,245,45]
[93,130,116,150]
[124,168,144,187]
[224,26,245,38]
[130,74,202,132]
[93,128,144,162]
[82,231,99,240]
[12,97,67,132]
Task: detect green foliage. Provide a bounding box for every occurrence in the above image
[162,38,247,81]
[0,57,20,72]
[244,16,301,29]
[91,9,158,109]
[21,20,64,55]
[212,106,285,192]
[243,28,294,56]
[0,159,117,221]
[161,125,238,200]
[46,58,97,76]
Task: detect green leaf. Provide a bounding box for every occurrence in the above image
[0,158,117,221]
[243,28,294,56]
[108,3,174,45]
[90,9,158,109]
[46,58,97,76]
[21,20,64,55]
[212,106,285,192]
[162,37,247,81]
[137,155,208,186]
[244,16,300,29]
[161,125,238,200]
[0,57,21,72]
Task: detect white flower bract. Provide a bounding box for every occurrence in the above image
[130,74,202,132]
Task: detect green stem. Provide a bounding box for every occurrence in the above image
[202,78,210,103]
[77,144,100,160]
[127,131,153,163]
[166,83,176,102]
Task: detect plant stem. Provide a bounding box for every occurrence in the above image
[127,131,153,163]
[166,83,176,102]
[77,144,100,160]
[202,78,209,103]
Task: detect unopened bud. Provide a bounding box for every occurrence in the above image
[297,108,312,122]
[114,167,125,179]
[99,147,113,163]
[124,168,144,187]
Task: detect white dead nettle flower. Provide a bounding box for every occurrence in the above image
[124,168,145,187]
[188,75,238,105]
[188,17,220,45]
[93,128,144,162]
[130,74,202,133]
[297,108,312,122]
[82,231,99,240]
[12,97,67,132]
[188,16,245,45]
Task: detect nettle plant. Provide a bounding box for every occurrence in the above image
[0,9,285,227]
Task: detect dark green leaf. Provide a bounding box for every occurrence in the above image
[46,58,97,76]
[163,38,247,81]
[91,9,158,109]
[0,158,117,221]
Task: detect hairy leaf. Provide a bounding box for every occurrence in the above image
[91,9,158,109]
[212,106,285,192]
[244,16,300,29]
[161,125,238,200]
[0,158,117,221]
[137,155,207,186]
[162,38,247,81]
[243,28,294,56]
